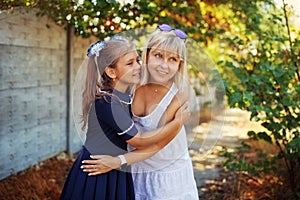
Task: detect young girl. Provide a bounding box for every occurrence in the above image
[82,25,199,199]
[60,36,189,200]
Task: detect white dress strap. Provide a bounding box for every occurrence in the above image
[151,83,178,121]
[133,83,178,129]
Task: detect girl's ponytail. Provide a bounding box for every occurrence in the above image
[82,55,99,130]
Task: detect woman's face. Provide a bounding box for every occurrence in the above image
[114,50,141,91]
[147,48,180,86]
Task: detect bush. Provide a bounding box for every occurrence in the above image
[219,1,300,198]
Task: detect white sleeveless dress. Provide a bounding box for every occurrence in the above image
[129,83,199,200]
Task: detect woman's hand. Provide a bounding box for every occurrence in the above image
[81,155,121,176]
[175,84,190,107]
[175,101,190,125]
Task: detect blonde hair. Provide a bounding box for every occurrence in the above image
[140,29,187,89]
[82,38,136,129]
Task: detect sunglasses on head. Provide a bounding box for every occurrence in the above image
[157,24,187,40]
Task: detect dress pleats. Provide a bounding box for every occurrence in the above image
[60,146,135,200]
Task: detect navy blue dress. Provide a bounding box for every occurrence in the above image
[60,90,138,200]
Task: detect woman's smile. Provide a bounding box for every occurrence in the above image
[148,49,180,84]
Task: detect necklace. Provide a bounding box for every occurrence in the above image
[119,97,133,105]
[99,90,133,105]
[154,89,158,93]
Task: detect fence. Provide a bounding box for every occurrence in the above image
[0,8,96,180]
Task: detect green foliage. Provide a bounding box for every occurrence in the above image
[218,0,300,197]
[1,0,209,41]
[222,142,278,177]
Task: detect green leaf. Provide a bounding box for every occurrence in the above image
[225,61,236,68]
[282,98,293,107]
[273,132,283,140]
[273,68,286,78]
[251,75,263,85]
[216,60,224,65]
[248,130,258,140]
[286,138,300,155]
[260,64,275,71]
[286,138,300,148]
[257,132,272,143]
[243,92,253,102]
[231,92,242,103]
[262,121,282,132]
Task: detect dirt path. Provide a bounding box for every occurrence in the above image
[187,108,263,196]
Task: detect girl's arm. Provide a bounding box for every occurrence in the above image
[81,95,190,175]
[82,144,168,176]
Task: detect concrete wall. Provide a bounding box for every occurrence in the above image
[0,8,96,180]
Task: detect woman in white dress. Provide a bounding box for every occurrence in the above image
[82,24,199,200]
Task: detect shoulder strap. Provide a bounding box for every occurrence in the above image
[151,83,178,123]
[157,83,178,110]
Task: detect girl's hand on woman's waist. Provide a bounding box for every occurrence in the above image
[81,155,121,176]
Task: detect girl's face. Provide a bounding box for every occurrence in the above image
[114,50,141,92]
[147,48,180,86]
